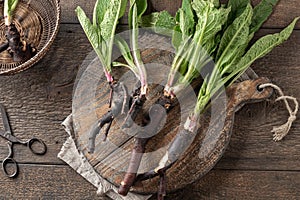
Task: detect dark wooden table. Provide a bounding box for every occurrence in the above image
[0,0,299,199]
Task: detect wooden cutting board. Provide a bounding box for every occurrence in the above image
[71,32,273,194]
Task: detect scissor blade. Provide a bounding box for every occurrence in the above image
[0,104,12,134]
[0,129,8,139]
[0,128,20,143]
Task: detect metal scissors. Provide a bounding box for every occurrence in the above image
[0,104,47,178]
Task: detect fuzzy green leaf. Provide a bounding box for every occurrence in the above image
[250,0,279,33]
[114,36,134,65]
[100,0,127,40]
[192,0,231,54]
[140,11,176,37]
[181,2,233,83]
[221,32,254,74]
[93,0,110,26]
[139,11,175,28]
[76,7,103,59]
[172,0,231,88]
[227,0,250,25]
[114,37,139,76]
[216,4,253,70]
[129,0,147,28]
[179,0,195,38]
[192,0,211,19]
[234,17,299,77]
[171,0,195,50]
[172,25,182,51]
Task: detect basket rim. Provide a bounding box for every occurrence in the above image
[0,0,61,75]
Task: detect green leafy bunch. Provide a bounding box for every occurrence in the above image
[195,0,298,115]
[141,0,299,118]
[114,0,149,95]
[76,0,127,82]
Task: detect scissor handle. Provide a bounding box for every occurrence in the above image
[2,157,18,178]
[27,138,47,155]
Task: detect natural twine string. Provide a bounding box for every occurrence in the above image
[259,83,299,141]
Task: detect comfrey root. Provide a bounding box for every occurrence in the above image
[118,96,173,196]
[1,23,35,62]
[88,82,129,153]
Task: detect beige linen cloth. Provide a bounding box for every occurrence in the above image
[58,114,151,200]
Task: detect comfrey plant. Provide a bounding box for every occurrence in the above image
[76,0,298,199]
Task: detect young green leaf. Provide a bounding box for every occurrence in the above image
[114,36,139,76]
[131,2,148,93]
[250,0,279,34]
[227,0,250,26]
[216,4,253,70]
[135,0,147,18]
[4,0,19,16]
[166,0,230,94]
[167,0,231,92]
[172,0,195,50]
[92,0,110,26]
[129,0,147,28]
[172,0,195,47]
[140,11,174,27]
[76,6,104,64]
[172,25,182,51]
[232,17,299,80]
[4,0,19,25]
[166,35,193,88]
[140,11,176,37]
[76,0,127,82]
[194,3,254,113]
[100,0,127,40]
[179,0,195,38]
[192,0,231,54]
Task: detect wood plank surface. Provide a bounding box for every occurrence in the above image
[0,24,92,164]
[60,0,300,29]
[0,164,106,199]
[0,0,299,199]
[1,165,299,200]
[174,169,300,200]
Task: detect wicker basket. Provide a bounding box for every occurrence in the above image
[0,0,60,75]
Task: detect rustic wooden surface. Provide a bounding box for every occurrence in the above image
[0,0,299,199]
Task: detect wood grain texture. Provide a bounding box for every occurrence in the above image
[0,165,298,200]
[0,164,107,199]
[164,169,300,200]
[0,24,92,164]
[85,76,273,193]
[0,0,299,197]
[0,25,299,198]
[60,0,300,29]
[0,165,300,200]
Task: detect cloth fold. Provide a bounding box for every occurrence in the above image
[58,114,152,200]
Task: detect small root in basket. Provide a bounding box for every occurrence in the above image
[3,23,35,62]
